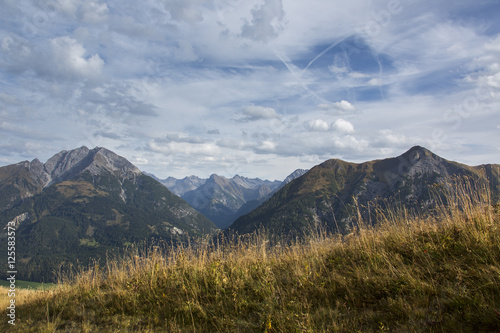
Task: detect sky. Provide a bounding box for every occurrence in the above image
[1,0,499,180]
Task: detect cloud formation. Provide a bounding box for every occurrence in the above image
[0,0,499,179]
[50,36,104,79]
[241,0,286,42]
[305,119,329,132]
[332,119,355,133]
[239,105,282,122]
[318,100,356,113]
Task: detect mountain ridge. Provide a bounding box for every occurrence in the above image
[229,146,500,237]
[159,170,308,229]
[180,174,282,228]
[2,145,499,281]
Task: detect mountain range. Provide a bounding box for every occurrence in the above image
[1,145,499,282]
[229,146,500,238]
[0,147,217,282]
[152,170,308,229]
[151,175,206,197]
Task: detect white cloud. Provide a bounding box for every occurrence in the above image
[462,34,500,98]
[305,119,329,131]
[332,135,368,151]
[332,119,355,133]
[240,0,286,42]
[486,71,500,90]
[134,157,149,166]
[376,129,408,146]
[484,35,500,53]
[50,36,104,79]
[318,100,356,112]
[240,105,281,121]
[256,140,277,152]
[335,100,356,111]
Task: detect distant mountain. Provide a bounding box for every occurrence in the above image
[159,170,308,229]
[181,174,282,229]
[229,146,500,237]
[227,170,309,225]
[153,175,207,197]
[0,147,218,282]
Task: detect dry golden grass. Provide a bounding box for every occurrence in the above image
[1,178,500,332]
[0,286,37,310]
[0,283,63,328]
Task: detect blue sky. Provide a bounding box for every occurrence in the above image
[1,0,499,180]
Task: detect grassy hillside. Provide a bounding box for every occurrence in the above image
[1,182,499,332]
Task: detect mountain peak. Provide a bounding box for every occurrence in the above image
[90,147,141,176]
[44,146,91,180]
[230,146,500,237]
[0,147,218,283]
[39,146,142,186]
[208,174,228,183]
[401,146,436,162]
[184,175,203,181]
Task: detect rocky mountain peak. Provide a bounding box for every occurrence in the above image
[208,174,231,187]
[401,146,436,163]
[41,146,141,185]
[395,146,448,178]
[44,146,90,178]
[90,147,141,176]
[232,175,273,189]
[158,175,207,197]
